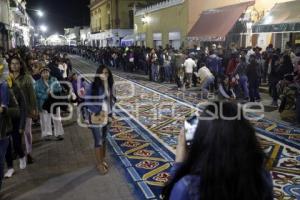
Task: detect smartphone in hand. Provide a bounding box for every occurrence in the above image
[184,115,199,146]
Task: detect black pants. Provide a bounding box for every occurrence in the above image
[0,137,9,190]
[269,79,279,102]
[5,118,25,168]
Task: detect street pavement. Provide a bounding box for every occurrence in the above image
[0,119,136,200]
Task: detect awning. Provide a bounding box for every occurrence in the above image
[121,34,135,47]
[121,34,135,42]
[252,1,300,33]
[188,1,254,41]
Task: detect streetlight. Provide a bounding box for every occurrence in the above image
[36,10,44,17]
[141,16,151,24]
[40,25,48,33]
[27,8,45,18]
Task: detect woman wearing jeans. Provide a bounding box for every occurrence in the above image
[85,65,116,174]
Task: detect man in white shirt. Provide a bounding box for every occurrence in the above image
[183,56,196,88]
[195,65,215,95]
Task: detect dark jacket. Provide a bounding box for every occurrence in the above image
[85,84,116,115]
[48,62,63,81]
[15,74,37,116]
[169,163,273,200]
[0,81,26,139]
[247,61,260,81]
[0,82,9,139]
[9,82,26,132]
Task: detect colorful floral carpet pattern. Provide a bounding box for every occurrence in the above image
[72,56,300,200]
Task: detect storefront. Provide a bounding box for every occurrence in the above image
[121,34,135,47]
[252,0,300,50]
[187,1,254,47]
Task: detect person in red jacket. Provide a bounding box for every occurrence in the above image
[226,52,239,78]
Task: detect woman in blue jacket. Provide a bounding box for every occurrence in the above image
[163,102,273,200]
[85,65,116,174]
[35,67,64,141]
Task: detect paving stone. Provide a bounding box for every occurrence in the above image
[1,121,135,200]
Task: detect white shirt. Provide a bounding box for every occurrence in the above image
[59,63,68,78]
[195,66,214,82]
[183,58,196,73]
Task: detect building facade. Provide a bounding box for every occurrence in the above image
[10,0,35,48]
[64,26,81,45]
[80,27,91,46]
[0,0,35,50]
[0,0,11,51]
[89,0,159,47]
[134,0,298,50]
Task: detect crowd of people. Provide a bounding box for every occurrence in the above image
[0,46,80,190]
[0,43,298,199]
[62,43,300,124]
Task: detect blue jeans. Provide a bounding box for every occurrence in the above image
[201,76,215,93]
[90,123,110,148]
[239,75,249,98]
[151,64,158,82]
[0,137,9,191]
[164,64,172,82]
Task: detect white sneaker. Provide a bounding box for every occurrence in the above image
[4,168,15,178]
[19,156,27,170]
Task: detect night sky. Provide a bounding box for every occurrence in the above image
[26,0,90,35]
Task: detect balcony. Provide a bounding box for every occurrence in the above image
[10,0,25,15]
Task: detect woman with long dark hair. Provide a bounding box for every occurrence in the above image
[85,65,116,174]
[3,73,26,178]
[8,56,38,164]
[163,102,273,200]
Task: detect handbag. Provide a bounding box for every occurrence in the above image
[90,111,108,125]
